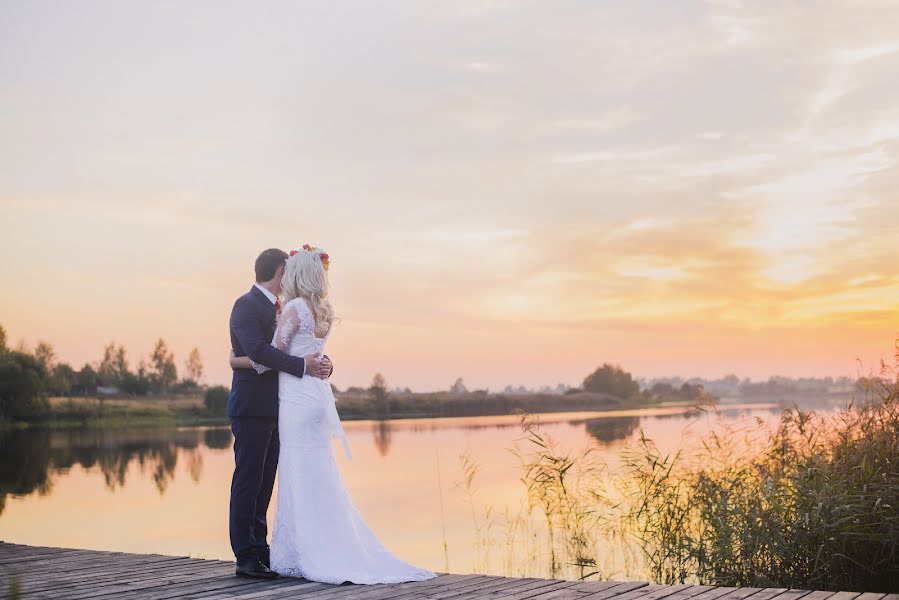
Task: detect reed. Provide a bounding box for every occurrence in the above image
[617,343,899,591]
[463,342,899,591]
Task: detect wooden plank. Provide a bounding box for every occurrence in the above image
[733,589,790,600]
[198,580,339,600]
[770,590,814,600]
[493,580,597,600]
[0,544,881,600]
[5,552,193,578]
[578,582,655,600]
[12,559,224,596]
[0,548,107,566]
[70,565,256,600]
[21,556,202,584]
[428,576,563,599]
[201,573,482,600]
[679,586,758,600]
[11,555,220,586]
[825,593,860,600]
[274,574,501,600]
[462,577,567,600]
[26,562,234,598]
[799,591,840,600]
[0,543,83,558]
[569,582,637,594]
[323,574,502,600]
[179,578,330,600]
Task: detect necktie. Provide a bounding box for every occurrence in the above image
[274,298,281,313]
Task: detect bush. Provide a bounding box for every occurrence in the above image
[619,351,899,592]
[203,385,230,415]
[0,351,49,420]
[583,364,640,399]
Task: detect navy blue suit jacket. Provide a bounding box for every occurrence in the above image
[227,286,307,418]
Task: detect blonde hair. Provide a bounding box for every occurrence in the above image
[281,250,336,332]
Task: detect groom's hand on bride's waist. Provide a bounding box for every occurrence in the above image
[304,352,331,379]
[321,355,334,378]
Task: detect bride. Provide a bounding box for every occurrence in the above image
[229,245,435,585]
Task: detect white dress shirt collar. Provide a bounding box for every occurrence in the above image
[253,283,278,305]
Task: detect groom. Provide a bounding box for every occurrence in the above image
[228,248,332,579]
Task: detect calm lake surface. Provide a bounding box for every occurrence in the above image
[0,400,846,580]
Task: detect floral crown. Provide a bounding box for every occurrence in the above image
[289,244,330,270]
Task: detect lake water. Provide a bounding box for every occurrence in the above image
[0,400,846,581]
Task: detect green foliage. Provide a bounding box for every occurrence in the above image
[150,339,178,393]
[513,413,607,580]
[369,372,390,416]
[583,364,640,399]
[184,348,203,385]
[33,341,55,370]
[618,354,899,592]
[0,351,49,420]
[74,364,99,395]
[0,324,7,353]
[97,343,129,387]
[203,385,230,415]
[48,363,76,396]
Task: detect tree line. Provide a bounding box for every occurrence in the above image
[0,324,205,421]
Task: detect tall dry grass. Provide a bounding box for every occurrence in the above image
[618,344,899,591]
[464,342,899,591]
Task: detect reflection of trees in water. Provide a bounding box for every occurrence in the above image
[0,426,234,514]
[580,416,641,446]
[205,427,233,449]
[372,420,393,457]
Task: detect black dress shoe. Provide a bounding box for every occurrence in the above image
[236,560,279,579]
[259,553,271,569]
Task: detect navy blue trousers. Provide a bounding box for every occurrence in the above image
[229,416,279,564]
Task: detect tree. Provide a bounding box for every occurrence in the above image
[450,377,468,395]
[185,348,203,385]
[583,363,640,399]
[75,364,99,396]
[98,343,129,388]
[48,363,76,396]
[0,324,7,353]
[0,351,50,420]
[150,339,178,393]
[121,357,152,396]
[34,341,55,370]
[204,385,230,415]
[370,373,390,416]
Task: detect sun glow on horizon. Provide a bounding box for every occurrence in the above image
[1,1,898,390]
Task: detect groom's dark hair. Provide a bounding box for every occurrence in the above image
[255,248,289,282]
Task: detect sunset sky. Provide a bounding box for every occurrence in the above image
[1,1,897,391]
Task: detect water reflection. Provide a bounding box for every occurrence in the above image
[0,404,790,517]
[0,427,233,514]
[372,421,393,457]
[579,416,641,446]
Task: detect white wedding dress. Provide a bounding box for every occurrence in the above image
[255,297,436,585]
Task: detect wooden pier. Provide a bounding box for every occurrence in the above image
[0,542,893,600]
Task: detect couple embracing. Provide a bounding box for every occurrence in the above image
[226,246,435,585]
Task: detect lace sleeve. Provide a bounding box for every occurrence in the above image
[274,301,303,352]
[250,359,270,374]
[250,302,305,374]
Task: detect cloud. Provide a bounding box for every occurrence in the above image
[835,41,899,64]
[551,146,675,165]
[553,108,640,132]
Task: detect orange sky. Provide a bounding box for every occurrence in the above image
[1,1,897,390]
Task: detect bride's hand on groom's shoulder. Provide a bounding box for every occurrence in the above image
[304,352,331,379]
